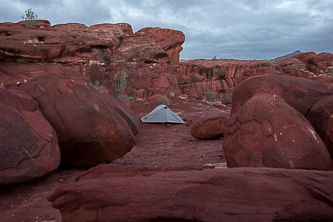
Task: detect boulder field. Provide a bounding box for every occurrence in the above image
[0,20,333,221]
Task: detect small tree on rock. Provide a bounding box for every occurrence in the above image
[21,8,38,27]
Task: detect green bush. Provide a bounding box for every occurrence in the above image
[262,60,275,68]
[205,89,216,102]
[115,69,127,96]
[88,81,104,89]
[21,8,38,27]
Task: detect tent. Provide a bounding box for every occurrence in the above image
[140,105,185,124]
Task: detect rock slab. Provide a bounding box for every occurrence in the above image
[48,165,333,222]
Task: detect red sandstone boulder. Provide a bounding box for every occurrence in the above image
[111,32,170,63]
[224,92,331,170]
[231,74,330,116]
[20,74,135,166]
[138,27,185,65]
[307,95,333,158]
[190,112,230,140]
[0,21,133,64]
[97,87,140,135]
[0,89,60,186]
[48,164,333,222]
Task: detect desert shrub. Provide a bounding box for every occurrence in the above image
[262,60,275,67]
[118,95,134,103]
[205,89,217,102]
[157,96,170,106]
[88,81,104,89]
[21,8,38,27]
[115,69,127,96]
[212,56,218,61]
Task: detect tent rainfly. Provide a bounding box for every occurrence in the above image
[140,105,185,124]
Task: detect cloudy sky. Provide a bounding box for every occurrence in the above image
[1,0,332,60]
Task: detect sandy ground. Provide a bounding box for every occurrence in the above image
[0,100,228,222]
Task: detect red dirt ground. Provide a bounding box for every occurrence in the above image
[0,99,228,222]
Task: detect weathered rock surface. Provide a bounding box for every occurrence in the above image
[111,31,170,64]
[48,165,333,222]
[0,21,133,64]
[139,27,185,65]
[104,62,180,98]
[231,74,331,116]
[307,95,333,158]
[0,89,60,186]
[223,92,331,170]
[190,112,230,140]
[20,74,135,166]
[97,87,140,135]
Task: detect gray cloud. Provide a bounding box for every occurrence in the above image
[1,0,332,60]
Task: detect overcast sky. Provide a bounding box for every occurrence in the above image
[1,0,332,60]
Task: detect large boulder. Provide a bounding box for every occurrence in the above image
[0,21,133,64]
[97,87,140,135]
[0,89,60,186]
[223,92,331,170]
[307,95,333,158]
[231,74,331,116]
[138,27,185,65]
[48,164,333,222]
[20,74,135,166]
[190,112,230,140]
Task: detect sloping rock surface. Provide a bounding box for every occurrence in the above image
[307,95,333,158]
[0,89,60,186]
[48,165,333,222]
[223,92,331,170]
[231,74,330,116]
[20,74,135,166]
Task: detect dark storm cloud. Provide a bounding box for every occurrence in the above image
[0,0,332,60]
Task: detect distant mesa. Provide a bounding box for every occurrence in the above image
[272,50,302,61]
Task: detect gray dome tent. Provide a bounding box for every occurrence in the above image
[140,105,185,124]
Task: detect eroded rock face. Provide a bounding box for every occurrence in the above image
[223,92,331,170]
[0,89,60,186]
[0,21,133,64]
[20,74,135,166]
[190,113,230,140]
[138,27,185,65]
[48,164,333,222]
[307,95,333,158]
[231,74,330,116]
[111,31,170,63]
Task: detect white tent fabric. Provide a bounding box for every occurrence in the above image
[140,105,185,124]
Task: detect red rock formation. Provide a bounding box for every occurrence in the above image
[307,95,333,158]
[20,74,136,166]
[111,31,170,63]
[190,112,230,140]
[48,164,333,222]
[224,92,331,170]
[0,21,133,64]
[0,89,60,186]
[97,87,140,135]
[104,62,180,99]
[231,74,330,116]
[138,27,185,65]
